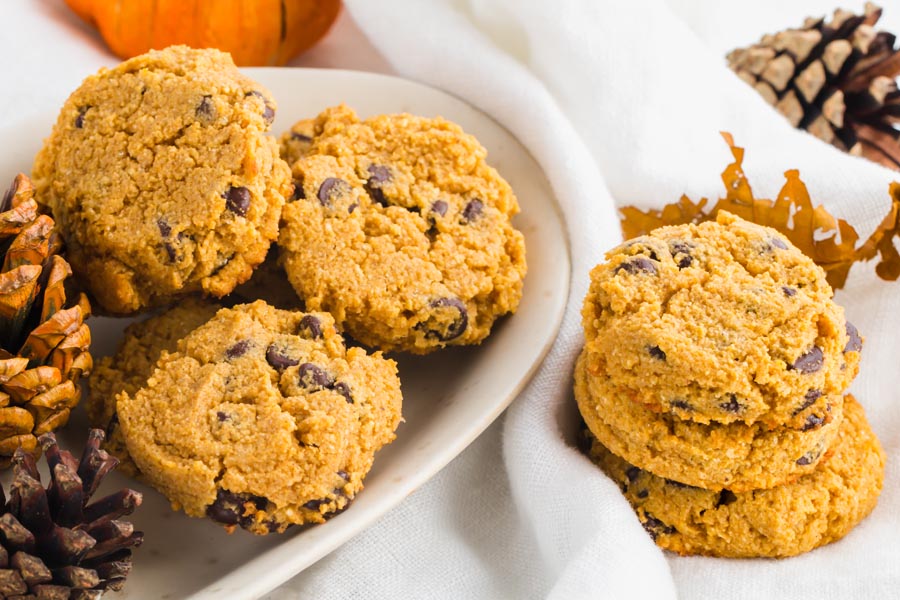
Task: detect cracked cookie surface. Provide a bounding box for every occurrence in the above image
[32,46,292,314]
[116,300,402,534]
[582,211,859,426]
[585,395,884,558]
[277,105,527,353]
[574,350,842,492]
[88,297,222,476]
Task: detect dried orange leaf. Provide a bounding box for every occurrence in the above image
[855,182,900,280]
[619,133,895,289]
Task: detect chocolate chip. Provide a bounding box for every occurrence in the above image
[636,489,649,499]
[337,470,349,481]
[223,186,251,217]
[324,498,353,519]
[431,200,449,217]
[317,178,348,206]
[670,399,693,412]
[291,132,312,142]
[246,91,274,124]
[802,414,826,431]
[796,448,821,466]
[669,241,693,269]
[163,242,177,262]
[782,286,797,297]
[770,237,788,250]
[648,345,666,361]
[291,180,305,201]
[265,344,299,371]
[74,106,89,128]
[298,315,323,339]
[462,199,484,222]
[334,381,353,404]
[844,322,862,353]
[196,95,215,120]
[794,389,822,415]
[157,218,172,237]
[298,363,335,390]
[216,411,229,422]
[364,164,392,205]
[641,515,676,541]
[348,203,358,213]
[791,346,824,374]
[614,257,658,275]
[422,297,469,341]
[225,340,251,359]
[303,498,330,511]
[625,466,641,483]
[718,395,742,413]
[207,489,268,526]
[715,490,737,508]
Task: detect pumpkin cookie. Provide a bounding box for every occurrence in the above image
[88,298,222,476]
[32,46,292,314]
[582,211,859,427]
[585,395,884,558]
[574,351,842,492]
[277,105,527,353]
[117,301,402,534]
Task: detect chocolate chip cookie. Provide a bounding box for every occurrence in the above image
[574,350,842,492]
[582,211,859,427]
[32,46,292,314]
[585,395,884,558]
[116,301,402,534]
[88,297,222,476]
[277,105,527,353]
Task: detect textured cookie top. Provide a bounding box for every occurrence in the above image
[583,211,860,426]
[277,105,526,353]
[116,300,402,534]
[587,396,884,558]
[88,297,222,476]
[32,46,292,314]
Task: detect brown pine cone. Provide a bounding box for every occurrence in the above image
[727,3,900,169]
[0,173,93,467]
[0,430,142,598]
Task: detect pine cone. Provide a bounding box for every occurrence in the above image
[0,430,142,599]
[0,174,92,468]
[727,3,900,170]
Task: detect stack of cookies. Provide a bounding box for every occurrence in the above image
[575,211,885,558]
[30,46,527,534]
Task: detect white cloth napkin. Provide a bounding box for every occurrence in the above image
[269,1,900,598]
[2,1,899,598]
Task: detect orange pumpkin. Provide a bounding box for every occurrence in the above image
[65,0,341,66]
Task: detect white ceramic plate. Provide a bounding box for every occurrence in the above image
[0,68,569,599]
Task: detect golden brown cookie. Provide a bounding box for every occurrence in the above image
[32,46,292,314]
[582,211,860,427]
[88,298,222,476]
[574,350,841,492]
[277,105,526,353]
[117,301,402,534]
[585,395,884,558]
